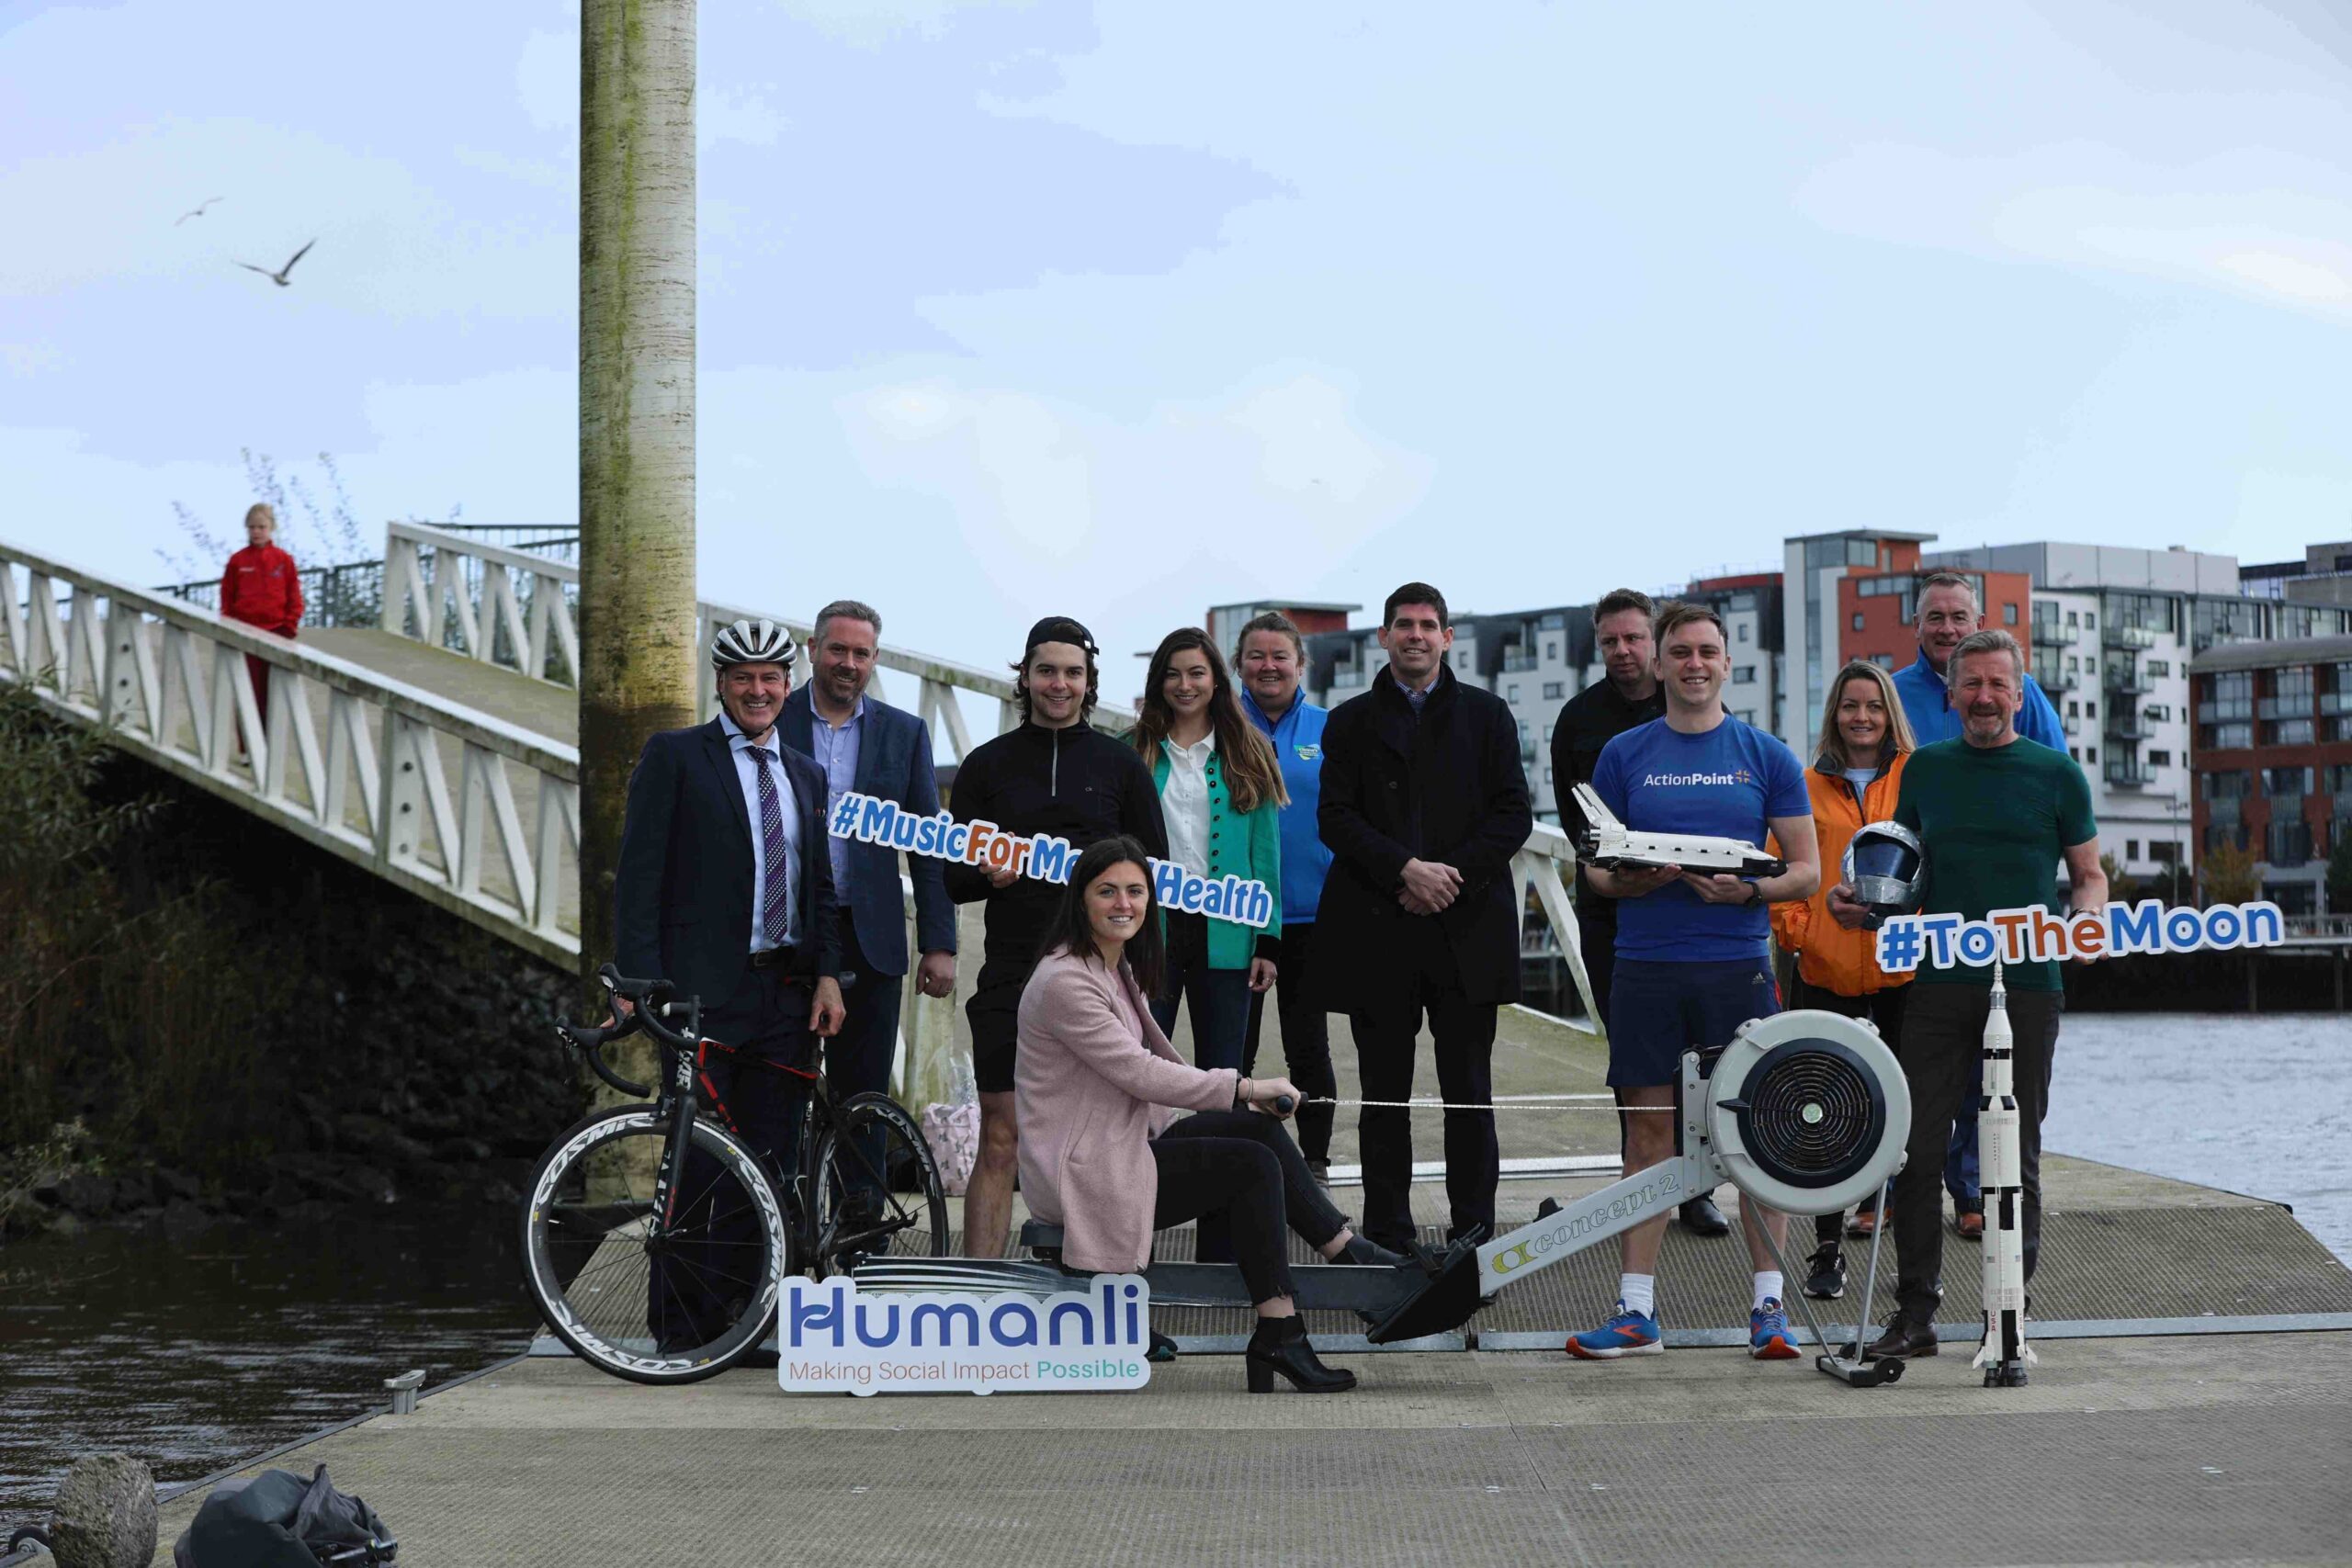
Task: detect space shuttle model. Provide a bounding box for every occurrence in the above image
[1970,961,2036,1388]
[1568,784,1786,878]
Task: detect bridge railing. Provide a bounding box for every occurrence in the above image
[1513,819,1602,1035]
[380,522,1023,760]
[3,541,582,967]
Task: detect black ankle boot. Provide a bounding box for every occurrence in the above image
[1332,1234,1413,1269]
[1245,1315,1356,1393]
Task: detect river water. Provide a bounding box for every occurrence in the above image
[0,1010,2345,1522]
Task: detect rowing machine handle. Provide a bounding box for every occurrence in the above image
[1272,1094,1294,1114]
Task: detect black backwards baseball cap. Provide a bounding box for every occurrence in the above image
[1023,615,1099,658]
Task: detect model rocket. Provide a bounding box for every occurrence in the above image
[1970,960,2036,1387]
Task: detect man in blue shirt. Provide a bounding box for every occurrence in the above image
[1567,602,1820,1363]
[1892,571,2066,750]
[1887,570,2064,1240]
[1234,611,1338,1175]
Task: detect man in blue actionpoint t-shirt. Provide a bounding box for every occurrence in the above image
[1567,601,1821,1367]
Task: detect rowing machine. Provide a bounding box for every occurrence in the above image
[1364,1009,1911,1386]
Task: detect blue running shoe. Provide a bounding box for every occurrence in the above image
[1566,1302,1662,1359]
[1749,1298,1800,1359]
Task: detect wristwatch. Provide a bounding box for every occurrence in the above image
[1744,882,1765,907]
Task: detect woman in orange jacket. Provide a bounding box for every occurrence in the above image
[1769,660,1916,1303]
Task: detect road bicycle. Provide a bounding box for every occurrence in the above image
[521,964,948,1384]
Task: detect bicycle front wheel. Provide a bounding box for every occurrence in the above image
[808,1092,950,1273]
[521,1106,793,1384]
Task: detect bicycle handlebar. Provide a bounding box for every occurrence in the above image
[555,964,704,1099]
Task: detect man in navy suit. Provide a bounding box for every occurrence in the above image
[615,616,846,1349]
[780,600,958,1213]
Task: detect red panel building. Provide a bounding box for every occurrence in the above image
[2188,634,2352,915]
[1835,548,2034,672]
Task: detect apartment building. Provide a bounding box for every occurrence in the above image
[2188,635,2352,914]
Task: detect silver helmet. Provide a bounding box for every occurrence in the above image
[711,617,797,670]
[1841,821,1926,919]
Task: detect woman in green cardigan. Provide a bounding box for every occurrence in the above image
[1131,627,1286,1072]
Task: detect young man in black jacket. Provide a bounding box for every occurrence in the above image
[1549,588,1733,1239]
[945,616,1168,1258]
[1312,583,1533,1250]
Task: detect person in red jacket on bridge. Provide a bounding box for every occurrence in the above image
[219,502,304,742]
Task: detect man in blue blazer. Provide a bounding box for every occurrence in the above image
[615,617,846,1349]
[780,600,958,1168]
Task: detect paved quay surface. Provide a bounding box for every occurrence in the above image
[144,998,2352,1565]
[149,1330,2351,1566]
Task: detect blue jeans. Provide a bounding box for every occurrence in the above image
[1149,910,1253,1071]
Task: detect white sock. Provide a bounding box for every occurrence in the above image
[1753,1271,1783,1310]
[1619,1273,1656,1317]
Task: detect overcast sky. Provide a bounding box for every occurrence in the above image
[6,0,2350,701]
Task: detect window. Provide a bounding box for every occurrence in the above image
[1516,719,1530,741]
[2150,841,2178,864]
[1543,767,1552,784]
[1733,667,1756,684]
[2003,604,2019,626]
[1543,681,1565,699]
[2125,840,2139,860]
[2086,747,2097,764]
[2085,702,2097,718]
[2147,660,2169,678]
[1872,653,1894,669]
[2066,611,2079,627]
[2067,700,2080,717]
[2086,613,2097,630]
[1545,640,1557,661]
[1849,538,1879,566]
[1507,683,1520,702]
[2067,655,2080,673]
[2267,719,2315,746]
[2206,722,2253,750]
[2070,747,2080,761]
[1737,624,1750,643]
[2149,750,2171,766]
[2267,819,2314,867]
[2267,766,2312,797]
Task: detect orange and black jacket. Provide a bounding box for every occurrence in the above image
[1769,752,1911,998]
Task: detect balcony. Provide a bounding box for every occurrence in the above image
[2104,761,2156,788]
[2105,716,2150,742]
[2063,714,2081,737]
[2102,625,2157,650]
[2105,671,2151,697]
[2208,797,2242,824]
[2320,692,2352,717]
[2257,695,2311,721]
[1501,651,1538,673]
[2030,622,2070,649]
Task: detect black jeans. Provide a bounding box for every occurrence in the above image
[826,913,903,1210]
[1348,937,1498,1248]
[1892,983,2060,1324]
[1150,1110,1347,1305]
[1241,923,1336,1163]
[1149,910,1253,1071]
[650,961,816,1348]
[1784,976,1910,1247]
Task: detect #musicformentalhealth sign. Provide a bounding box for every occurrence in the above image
[826,790,1275,928]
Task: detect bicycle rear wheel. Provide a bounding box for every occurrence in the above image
[521,1106,793,1384]
[808,1092,950,1273]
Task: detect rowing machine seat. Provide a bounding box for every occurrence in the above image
[1018,1221,1066,1258]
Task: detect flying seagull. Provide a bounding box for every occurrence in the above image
[175,197,224,225]
[237,240,315,288]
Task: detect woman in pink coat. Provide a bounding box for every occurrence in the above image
[1016,835,1405,1393]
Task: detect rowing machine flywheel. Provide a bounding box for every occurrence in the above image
[1706,1010,1910,1216]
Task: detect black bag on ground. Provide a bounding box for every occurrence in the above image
[175,1464,397,1565]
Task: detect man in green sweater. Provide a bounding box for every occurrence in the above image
[1834,628,2106,1360]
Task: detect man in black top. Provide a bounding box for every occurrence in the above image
[1549,587,1731,1237]
[945,616,1168,1258]
[1314,582,1533,1249]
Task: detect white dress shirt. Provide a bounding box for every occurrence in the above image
[1159,731,1216,878]
[720,711,801,951]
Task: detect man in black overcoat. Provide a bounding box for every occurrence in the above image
[1311,582,1533,1249]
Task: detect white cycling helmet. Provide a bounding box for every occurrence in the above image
[711,617,797,670]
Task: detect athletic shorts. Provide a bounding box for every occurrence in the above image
[1607,957,1780,1089]
[966,967,1029,1096]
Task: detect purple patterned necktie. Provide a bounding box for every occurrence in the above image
[751,748,790,946]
